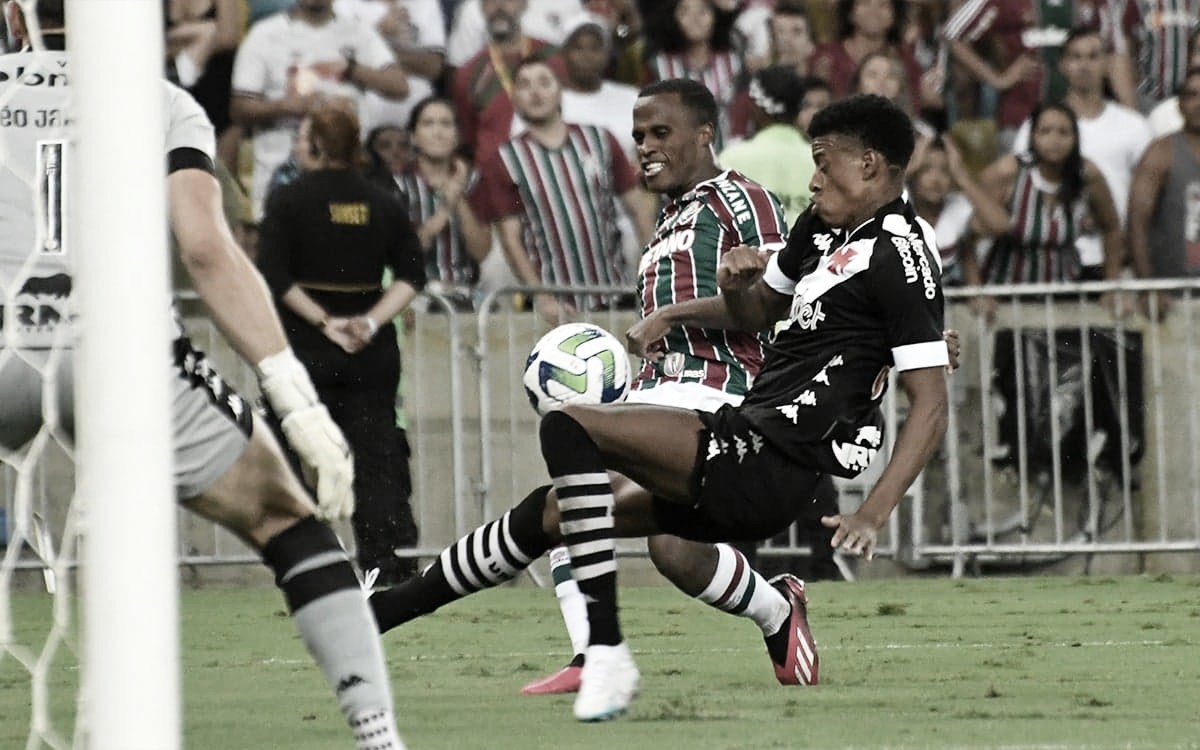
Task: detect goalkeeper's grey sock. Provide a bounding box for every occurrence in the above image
[370,485,553,632]
[262,517,402,748]
[540,411,621,647]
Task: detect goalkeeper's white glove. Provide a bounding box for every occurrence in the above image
[255,348,355,521]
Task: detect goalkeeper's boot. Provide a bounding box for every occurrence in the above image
[520,657,583,695]
[573,642,639,721]
[766,574,819,685]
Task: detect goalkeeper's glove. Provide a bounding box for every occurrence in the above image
[255,348,355,521]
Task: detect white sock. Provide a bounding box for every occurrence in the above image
[696,543,790,636]
[549,545,589,658]
[350,708,406,750]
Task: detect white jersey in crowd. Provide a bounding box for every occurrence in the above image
[446,0,583,67]
[1,45,212,349]
[333,0,442,135]
[1012,101,1153,267]
[561,80,639,161]
[231,9,396,220]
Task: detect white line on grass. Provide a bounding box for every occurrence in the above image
[256,639,1169,666]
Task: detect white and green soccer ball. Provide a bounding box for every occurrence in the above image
[523,322,632,416]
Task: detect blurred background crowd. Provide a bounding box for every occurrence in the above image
[7,0,1196,313]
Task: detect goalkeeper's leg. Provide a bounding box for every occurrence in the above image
[184,412,403,749]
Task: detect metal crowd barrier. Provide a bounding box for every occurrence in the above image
[4,280,1200,580]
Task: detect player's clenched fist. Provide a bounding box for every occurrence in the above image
[717,244,770,291]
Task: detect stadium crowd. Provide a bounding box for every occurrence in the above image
[4,0,1194,307]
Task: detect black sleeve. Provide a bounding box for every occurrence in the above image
[255,185,296,298]
[386,199,427,291]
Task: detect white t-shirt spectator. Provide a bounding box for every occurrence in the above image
[334,0,445,133]
[232,10,398,219]
[446,0,583,67]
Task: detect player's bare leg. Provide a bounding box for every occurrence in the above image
[185,414,403,749]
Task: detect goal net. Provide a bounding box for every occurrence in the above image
[1,1,180,748]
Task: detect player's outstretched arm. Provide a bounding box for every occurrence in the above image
[168,167,354,520]
[821,366,948,559]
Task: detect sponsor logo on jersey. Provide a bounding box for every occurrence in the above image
[786,299,825,331]
[892,235,937,300]
[832,440,877,473]
[715,181,754,225]
[0,61,69,87]
[639,228,696,273]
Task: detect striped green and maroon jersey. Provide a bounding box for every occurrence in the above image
[634,170,787,397]
[393,166,480,287]
[982,157,1085,283]
[1119,0,1200,101]
[470,123,639,309]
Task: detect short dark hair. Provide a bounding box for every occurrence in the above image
[1063,24,1105,54]
[835,0,906,45]
[807,94,915,171]
[637,78,719,130]
[512,56,560,82]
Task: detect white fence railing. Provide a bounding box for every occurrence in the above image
[4,280,1200,579]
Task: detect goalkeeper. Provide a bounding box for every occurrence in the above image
[0,2,403,747]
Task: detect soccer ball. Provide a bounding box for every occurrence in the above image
[523,323,632,415]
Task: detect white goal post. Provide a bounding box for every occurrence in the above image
[66,1,180,748]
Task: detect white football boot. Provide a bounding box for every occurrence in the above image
[573,642,640,721]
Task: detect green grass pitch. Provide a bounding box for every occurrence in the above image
[3,574,1200,749]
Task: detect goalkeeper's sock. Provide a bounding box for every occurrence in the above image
[370,484,553,633]
[262,517,403,748]
[549,545,590,661]
[540,411,620,647]
[697,543,790,638]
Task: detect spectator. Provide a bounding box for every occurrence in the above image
[230,0,410,221]
[469,57,654,322]
[560,13,639,159]
[966,102,1123,319]
[256,106,427,586]
[1109,0,1200,112]
[450,0,566,162]
[942,0,1109,154]
[365,122,412,177]
[907,136,1003,287]
[1147,27,1200,137]
[769,1,817,76]
[393,97,492,309]
[335,0,446,132]
[164,0,243,170]
[1127,65,1200,320]
[809,0,930,106]
[558,13,650,276]
[796,73,832,134]
[446,0,584,66]
[727,0,779,72]
[641,0,750,150]
[1011,26,1152,281]
[719,64,816,223]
